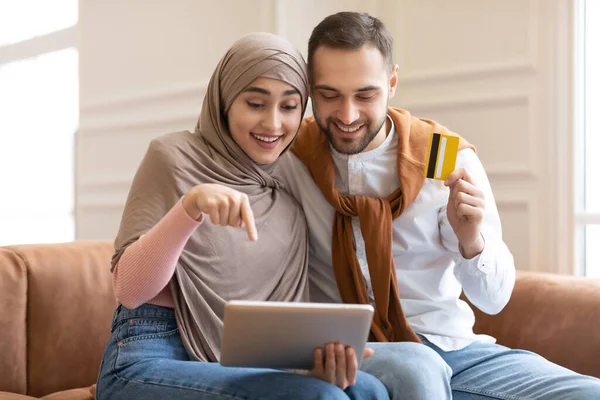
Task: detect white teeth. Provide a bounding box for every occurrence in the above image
[336,123,361,133]
[252,133,280,142]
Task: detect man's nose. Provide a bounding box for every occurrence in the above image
[337,99,359,125]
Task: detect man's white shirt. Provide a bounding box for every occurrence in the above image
[274,117,516,351]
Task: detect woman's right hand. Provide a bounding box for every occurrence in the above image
[309,343,375,390]
[183,184,257,241]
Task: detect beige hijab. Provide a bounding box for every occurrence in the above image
[112,32,310,362]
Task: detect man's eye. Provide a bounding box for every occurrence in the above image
[358,94,376,100]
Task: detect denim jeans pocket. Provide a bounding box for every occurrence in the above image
[113,317,183,371]
[117,317,179,344]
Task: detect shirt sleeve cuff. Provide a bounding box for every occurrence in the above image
[457,234,494,275]
[176,197,205,224]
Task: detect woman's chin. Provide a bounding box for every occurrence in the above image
[245,143,288,165]
[250,152,281,165]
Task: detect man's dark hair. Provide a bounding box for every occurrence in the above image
[307,12,394,78]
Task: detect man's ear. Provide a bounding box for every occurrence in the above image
[388,64,399,99]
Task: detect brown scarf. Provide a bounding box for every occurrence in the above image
[292,107,472,342]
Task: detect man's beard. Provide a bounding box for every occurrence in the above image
[313,107,388,155]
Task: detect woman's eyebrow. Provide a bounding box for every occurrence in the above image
[243,87,270,95]
[243,87,300,97]
[283,89,300,96]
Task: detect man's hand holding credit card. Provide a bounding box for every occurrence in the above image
[425,132,459,181]
[425,132,486,259]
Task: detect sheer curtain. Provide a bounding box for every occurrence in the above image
[577,0,600,276]
[0,0,78,245]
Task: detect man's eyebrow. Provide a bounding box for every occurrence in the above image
[313,85,380,92]
[314,84,339,92]
[356,86,380,92]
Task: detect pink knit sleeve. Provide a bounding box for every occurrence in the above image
[112,198,203,309]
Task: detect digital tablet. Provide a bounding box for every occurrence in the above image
[220,300,374,370]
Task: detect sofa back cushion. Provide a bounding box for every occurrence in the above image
[3,242,116,397]
[473,271,600,378]
[0,248,28,394]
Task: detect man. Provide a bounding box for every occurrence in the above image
[275,11,600,400]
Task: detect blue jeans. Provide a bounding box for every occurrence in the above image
[96,304,389,400]
[360,336,600,399]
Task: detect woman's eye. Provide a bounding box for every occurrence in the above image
[282,104,298,110]
[246,101,263,108]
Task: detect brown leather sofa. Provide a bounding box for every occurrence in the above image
[1,241,599,399]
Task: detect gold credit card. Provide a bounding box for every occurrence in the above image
[425,133,459,180]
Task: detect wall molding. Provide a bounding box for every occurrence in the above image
[398,0,538,85]
[79,81,208,135]
[80,80,208,113]
[404,92,537,180]
[495,193,531,209]
[402,91,529,113]
[399,60,536,85]
[77,202,125,212]
[543,0,576,276]
[485,165,536,181]
[79,111,199,134]
[78,176,131,189]
[494,194,536,272]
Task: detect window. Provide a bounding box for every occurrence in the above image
[0,0,78,245]
[577,0,600,277]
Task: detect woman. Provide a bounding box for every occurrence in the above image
[95,32,388,400]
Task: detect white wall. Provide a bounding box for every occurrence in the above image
[77,0,575,275]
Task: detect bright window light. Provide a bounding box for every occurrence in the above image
[0,0,78,46]
[579,0,600,276]
[0,0,77,246]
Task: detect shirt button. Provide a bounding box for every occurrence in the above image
[479,260,494,274]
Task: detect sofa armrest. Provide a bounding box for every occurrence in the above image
[471,271,600,378]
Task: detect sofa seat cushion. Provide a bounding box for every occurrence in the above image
[40,384,96,400]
